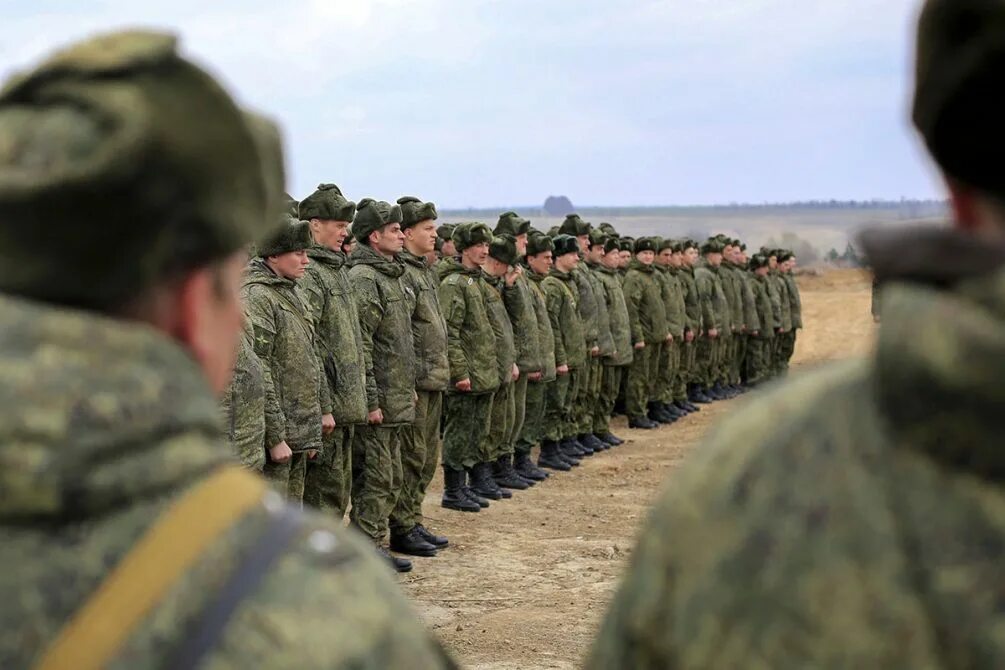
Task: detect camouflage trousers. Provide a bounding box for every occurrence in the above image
[442,391,493,470]
[674,338,697,401]
[746,336,773,386]
[772,330,797,375]
[518,378,549,453]
[625,343,658,418]
[487,381,516,461]
[717,330,735,384]
[349,424,405,544]
[656,338,681,404]
[303,425,354,520]
[733,332,748,383]
[509,375,528,454]
[544,369,580,442]
[696,334,721,388]
[594,364,624,433]
[263,451,308,503]
[576,355,604,435]
[389,390,442,535]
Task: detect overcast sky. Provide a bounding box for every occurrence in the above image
[1,0,943,208]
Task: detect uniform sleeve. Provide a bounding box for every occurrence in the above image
[695,274,717,332]
[244,288,287,448]
[297,274,333,415]
[743,276,761,333]
[787,275,803,329]
[439,280,470,384]
[349,274,383,412]
[683,278,700,332]
[623,278,645,346]
[544,281,568,367]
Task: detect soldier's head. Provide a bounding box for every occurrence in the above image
[701,239,724,267]
[454,223,493,268]
[735,241,748,265]
[496,212,532,256]
[353,199,404,257]
[656,238,674,266]
[399,196,439,257]
[914,0,1005,237]
[619,238,635,266]
[485,235,518,278]
[750,254,771,276]
[768,250,780,269]
[0,31,287,394]
[301,183,356,252]
[682,240,700,267]
[778,250,795,272]
[587,229,608,263]
[553,235,581,272]
[259,217,312,281]
[525,234,555,275]
[635,238,657,265]
[669,242,684,268]
[602,238,622,269]
[438,224,458,258]
[559,214,592,255]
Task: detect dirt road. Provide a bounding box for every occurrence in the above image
[402,269,875,669]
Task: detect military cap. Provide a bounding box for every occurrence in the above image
[603,237,621,254]
[258,216,313,257]
[434,236,444,253]
[437,223,457,241]
[489,234,519,266]
[656,237,674,252]
[0,30,282,310]
[452,222,493,251]
[681,239,699,251]
[913,0,1005,195]
[620,237,636,253]
[588,228,609,248]
[701,238,725,254]
[777,250,794,262]
[553,234,580,257]
[526,233,555,257]
[670,240,685,253]
[495,211,531,236]
[634,237,657,253]
[547,225,562,237]
[559,214,592,236]
[397,196,438,229]
[352,198,403,242]
[300,183,356,222]
[748,254,770,270]
[282,192,299,218]
[598,222,619,238]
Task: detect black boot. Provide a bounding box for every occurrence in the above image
[648,402,675,424]
[441,466,481,512]
[559,439,584,465]
[390,527,439,557]
[415,524,449,548]
[662,402,685,419]
[629,415,658,429]
[538,440,572,471]
[570,435,594,455]
[598,432,624,446]
[493,455,531,490]
[674,400,693,414]
[468,464,502,500]
[377,545,413,573]
[479,462,512,498]
[515,450,549,480]
[580,433,608,452]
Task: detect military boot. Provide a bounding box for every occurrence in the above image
[538,440,572,471]
[674,400,694,414]
[441,466,481,513]
[662,402,686,419]
[559,438,584,464]
[574,434,597,455]
[629,415,658,429]
[479,462,512,498]
[689,384,712,404]
[390,527,439,557]
[598,432,624,446]
[468,464,502,500]
[580,433,608,452]
[377,545,413,573]
[493,455,531,490]
[415,524,449,548]
[515,449,549,481]
[648,402,675,424]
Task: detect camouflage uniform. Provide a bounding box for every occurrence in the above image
[482,275,518,461]
[735,261,761,383]
[780,269,802,369]
[622,259,668,418]
[243,258,330,501]
[390,249,449,535]
[520,266,558,452]
[346,244,417,545]
[693,260,730,389]
[655,262,686,406]
[543,268,586,441]
[585,260,616,434]
[594,263,634,432]
[299,243,368,519]
[746,272,776,385]
[504,270,542,459]
[673,261,701,403]
[718,261,744,385]
[220,323,268,471]
[769,269,793,375]
[570,263,602,436]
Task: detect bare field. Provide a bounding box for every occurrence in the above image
[401,269,876,669]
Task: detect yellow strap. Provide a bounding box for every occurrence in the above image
[35,466,268,670]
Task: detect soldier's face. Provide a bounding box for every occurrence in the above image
[464,242,490,266]
[556,252,579,272]
[527,250,553,274]
[769,256,778,269]
[483,256,509,277]
[786,258,797,271]
[684,248,699,266]
[619,250,631,266]
[657,249,673,266]
[670,251,683,267]
[577,235,590,254]
[515,234,528,256]
[756,266,770,276]
[706,252,723,267]
[269,249,310,280]
[588,245,606,263]
[193,251,248,396]
[442,240,458,257]
[310,218,349,250]
[373,223,405,255]
[602,250,620,268]
[637,250,655,265]
[405,219,438,255]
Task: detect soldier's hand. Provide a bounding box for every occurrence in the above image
[708,328,719,339]
[455,378,473,392]
[665,333,673,343]
[505,268,519,286]
[634,341,646,350]
[590,346,601,357]
[529,371,543,382]
[269,441,293,464]
[321,413,336,435]
[512,364,520,382]
[557,364,570,376]
[368,408,384,424]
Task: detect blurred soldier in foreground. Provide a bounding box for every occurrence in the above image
[589,0,1005,666]
[0,30,451,668]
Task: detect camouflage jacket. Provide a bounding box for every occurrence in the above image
[594,264,634,367]
[482,275,517,387]
[623,260,668,345]
[525,266,558,381]
[771,270,794,331]
[678,265,701,334]
[719,263,745,332]
[299,244,369,425]
[347,245,417,425]
[543,268,587,370]
[504,270,543,375]
[655,264,687,338]
[220,322,269,470]
[766,271,784,330]
[0,294,453,669]
[589,226,1005,668]
[571,263,600,349]
[750,274,776,340]
[586,260,616,357]
[783,271,803,329]
[694,262,730,333]
[400,250,450,392]
[438,258,500,394]
[736,265,762,334]
[242,259,328,453]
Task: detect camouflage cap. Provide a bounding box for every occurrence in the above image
[258,216,313,257]
[749,254,770,270]
[588,229,609,248]
[495,211,532,236]
[635,237,658,253]
[282,192,299,218]
[0,30,282,309]
[452,222,493,251]
[526,233,555,257]
[620,237,636,253]
[913,0,1005,195]
[701,238,726,254]
[547,225,562,237]
[656,237,675,252]
[488,234,519,266]
[559,214,592,237]
[437,223,457,241]
[777,250,794,262]
[352,198,403,242]
[397,196,438,229]
[598,222,619,238]
[603,237,621,254]
[300,183,356,222]
[553,234,580,257]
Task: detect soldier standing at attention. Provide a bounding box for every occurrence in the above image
[583,229,617,450]
[694,238,730,401]
[732,241,760,388]
[671,241,701,414]
[346,199,417,573]
[438,223,500,511]
[389,196,451,556]
[590,1,1005,665]
[593,236,633,445]
[297,184,369,523]
[745,254,776,387]
[779,250,803,370]
[768,249,794,377]
[621,238,667,430]
[0,31,452,668]
[653,238,686,423]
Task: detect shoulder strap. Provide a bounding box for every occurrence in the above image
[35,467,268,670]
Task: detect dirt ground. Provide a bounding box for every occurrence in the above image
[401,268,876,669]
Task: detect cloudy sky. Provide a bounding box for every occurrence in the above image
[1,0,942,207]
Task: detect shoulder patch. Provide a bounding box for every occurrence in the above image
[467,278,474,286]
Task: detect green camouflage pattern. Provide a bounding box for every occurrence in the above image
[544,269,587,371]
[656,265,687,338]
[719,263,745,332]
[518,377,549,452]
[220,323,267,471]
[525,267,558,381]
[595,264,634,367]
[0,293,452,669]
[770,270,793,332]
[783,270,803,329]
[443,392,493,470]
[483,275,517,387]
[505,271,543,375]
[737,265,762,334]
[586,261,616,356]
[391,390,443,532]
[487,381,517,460]
[347,244,417,425]
[350,425,404,543]
[438,257,500,394]
[571,264,601,349]
[623,259,668,346]
[594,365,624,434]
[304,425,353,518]
[400,250,450,392]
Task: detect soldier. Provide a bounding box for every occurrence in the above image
[715,236,743,397]
[672,240,702,414]
[618,238,634,282]
[732,241,760,388]
[494,213,549,483]
[436,223,458,263]
[693,238,730,401]
[346,199,418,573]
[438,223,499,510]
[593,237,633,445]
[582,229,616,450]
[778,250,803,370]
[622,238,668,429]
[0,31,451,667]
[768,249,794,376]
[653,238,687,423]
[244,218,333,502]
[542,235,589,464]
[389,196,451,556]
[221,319,268,471]
[297,183,368,525]
[745,254,776,387]
[591,1,1005,665]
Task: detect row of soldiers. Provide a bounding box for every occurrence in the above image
[222,182,803,573]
